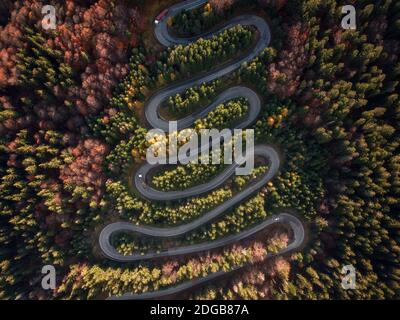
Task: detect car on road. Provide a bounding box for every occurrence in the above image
[155,9,168,24]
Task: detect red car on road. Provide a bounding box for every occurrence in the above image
[155,9,169,24]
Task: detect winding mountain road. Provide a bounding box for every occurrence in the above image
[107,213,304,300]
[99,0,306,300]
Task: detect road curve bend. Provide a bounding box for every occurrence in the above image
[99,0,306,300]
[107,214,304,300]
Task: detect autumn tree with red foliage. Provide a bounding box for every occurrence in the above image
[0,0,143,299]
[60,139,109,204]
[266,23,309,99]
[209,0,235,13]
[257,0,288,11]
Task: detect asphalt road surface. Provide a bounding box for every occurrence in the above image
[107,213,304,300]
[100,0,306,300]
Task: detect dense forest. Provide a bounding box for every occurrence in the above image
[0,0,399,300]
